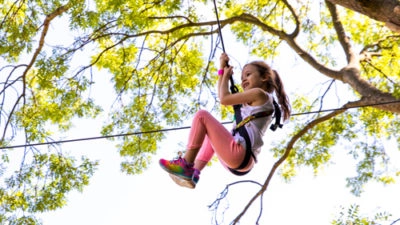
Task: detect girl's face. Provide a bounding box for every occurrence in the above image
[241,64,267,91]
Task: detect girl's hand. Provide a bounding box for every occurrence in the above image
[219,53,229,69]
[223,65,233,77]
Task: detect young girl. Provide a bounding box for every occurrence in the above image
[159,53,291,189]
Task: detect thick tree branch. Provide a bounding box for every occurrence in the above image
[340,65,400,113]
[326,0,356,64]
[231,100,368,224]
[327,0,400,33]
[226,13,343,81]
[225,11,400,114]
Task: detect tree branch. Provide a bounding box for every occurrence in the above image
[228,13,343,80]
[26,4,71,78]
[327,0,400,33]
[230,100,368,224]
[0,4,72,145]
[325,0,356,64]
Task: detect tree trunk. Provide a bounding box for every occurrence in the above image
[328,0,400,32]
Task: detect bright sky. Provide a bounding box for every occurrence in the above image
[37,51,400,225]
[11,9,400,225]
[38,123,400,225]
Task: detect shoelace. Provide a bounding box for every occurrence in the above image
[170,157,185,165]
[170,157,196,170]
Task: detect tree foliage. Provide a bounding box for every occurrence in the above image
[0,0,399,224]
[331,204,393,225]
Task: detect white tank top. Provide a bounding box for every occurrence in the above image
[232,93,274,160]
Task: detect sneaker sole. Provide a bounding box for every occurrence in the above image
[159,162,195,189]
[169,174,196,189]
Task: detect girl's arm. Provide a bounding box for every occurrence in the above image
[217,53,268,107]
[218,68,268,106]
[217,53,229,100]
[217,66,230,101]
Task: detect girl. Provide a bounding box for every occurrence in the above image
[159,53,291,189]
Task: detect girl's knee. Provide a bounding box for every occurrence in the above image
[195,109,210,116]
[194,109,212,120]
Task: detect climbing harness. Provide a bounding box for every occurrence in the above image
[233,110,273,132]
[228,102,281,176]
[212,0,283,175]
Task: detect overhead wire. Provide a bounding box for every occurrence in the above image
[0,99,399,149]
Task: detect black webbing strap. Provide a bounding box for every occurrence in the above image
[270,100,283,131]
[233,110,273,132]
[228,104,254,176]
[228,100,282,176]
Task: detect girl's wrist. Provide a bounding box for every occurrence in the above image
[218,69,224,76]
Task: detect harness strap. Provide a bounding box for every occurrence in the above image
[233,110,273,132]
[229,104,273,172]
[229,100,282,176]
[229,104,254,175]
[270,100,283,131]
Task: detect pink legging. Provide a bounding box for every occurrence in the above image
[186,110,254,171]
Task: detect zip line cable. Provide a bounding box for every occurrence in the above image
[0,99,399,149]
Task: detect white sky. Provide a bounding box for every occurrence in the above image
[6,6,400,225]
[38,49,400,225]
[38,124,400,225]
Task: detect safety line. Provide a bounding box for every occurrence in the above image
[212,0,226,52]
[0,99,399,149]
[212,0,239,94]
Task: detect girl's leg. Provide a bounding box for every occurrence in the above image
[159,110,252,188]
[193,132,254,173]
[184,110,246,169]
[193,136,213,171]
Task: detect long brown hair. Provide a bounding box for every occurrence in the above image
[245,61,291,121]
